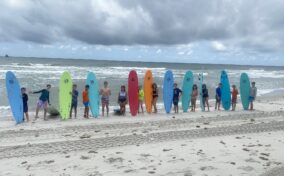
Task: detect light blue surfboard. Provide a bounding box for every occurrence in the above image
[86,72,100,118]
[220,70,231,110]
[240,73,250,110]
[5,71,23,124]
[198,73,205,111]
[182,71,193,112]
[163,70,174,114]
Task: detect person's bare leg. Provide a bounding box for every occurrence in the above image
[70,107,73,118]
[86,107,89,118]
[26,112,29,122]
[35,106,40,119]
[102,104,105,116]
[206,99,210,111]
[106,104,109,117]
[44,109,47,120]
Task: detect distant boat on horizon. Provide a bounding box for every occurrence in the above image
[5,54,9,57]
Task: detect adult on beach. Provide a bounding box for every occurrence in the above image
[100,81,111,117]
[152,83,159,113]
[118,85,128,115]
[30,84,51,120]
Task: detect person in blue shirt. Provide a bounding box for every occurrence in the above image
[70,84,79,118]
[173,83,182,113]
[21,87,29,122]
[31,84,51,120]
[215,83,222,111]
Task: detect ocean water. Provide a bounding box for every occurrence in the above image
[1,57,284,117]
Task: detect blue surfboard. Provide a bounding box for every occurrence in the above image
[182,71,193,112]
[220,70,231,110]
[198,73,205,111]
[163,70,174,114]
[240,73,250,110]
[5,71,23,124]
[86,72,100,118]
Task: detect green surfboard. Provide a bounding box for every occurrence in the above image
[59,71,73,120]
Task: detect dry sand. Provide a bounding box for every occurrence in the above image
[0,98,284,176]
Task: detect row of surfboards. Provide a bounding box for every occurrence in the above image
[5,70,251,124]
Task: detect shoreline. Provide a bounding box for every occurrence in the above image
[0,98,284,175]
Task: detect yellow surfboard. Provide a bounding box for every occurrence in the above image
[144,70,153,113]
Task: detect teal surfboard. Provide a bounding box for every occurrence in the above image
[163,70,174,114]
[198,73,205,111]
[86,72,100,118]
[220,70,231,110]
[182,71,193,112]
[240,73,250,110]
[6,71,23,124]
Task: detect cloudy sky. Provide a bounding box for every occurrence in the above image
[0,0,284,65]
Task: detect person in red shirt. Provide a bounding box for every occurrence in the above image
[82,85,90,118]
[231,85,239,111]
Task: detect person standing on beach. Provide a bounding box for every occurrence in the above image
[215,83,222,111]
[152,83,158,113]
[21,87,29,122]
[31,84,51,121]
[118,85,128,115]
[70,84,79,118]
[82,85,90,118]
[173,83,182,113]
[202,84,210,111]
[249,82,257,110]
[100,81,111,117]
[191,84,198,112]
[138,85,144,113]
[231,85,239,111]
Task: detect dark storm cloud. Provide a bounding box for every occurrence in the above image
[0,0,284,51]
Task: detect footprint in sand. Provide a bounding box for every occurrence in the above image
[80,156,90,160]
[200,166,216,171]
[237,166,254,172]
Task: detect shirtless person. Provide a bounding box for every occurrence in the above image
[100,81,111,117]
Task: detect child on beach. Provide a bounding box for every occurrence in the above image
[118,85,128,115]
[173,83,182,113]
[202,84,210,111]
[152,83,158,113]
[100,81,111,117]
[31,84,51,121]
[215,83,222,111]
[70,84,79,118]
[138,85,144,113]
[82,85,90,118]
[21,87,29,122]
[231,85,239,111]
[249,82,257,110]
[191,84,198,112]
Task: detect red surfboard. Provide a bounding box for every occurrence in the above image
[128,70,139,116]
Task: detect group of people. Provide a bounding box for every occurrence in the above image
[20,80,257,121]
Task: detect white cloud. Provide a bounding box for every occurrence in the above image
[211,41,226,51]
[156,49,161,53]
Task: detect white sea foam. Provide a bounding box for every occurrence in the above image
[258,88,284,96]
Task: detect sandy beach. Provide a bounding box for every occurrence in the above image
[0,97,283,176]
